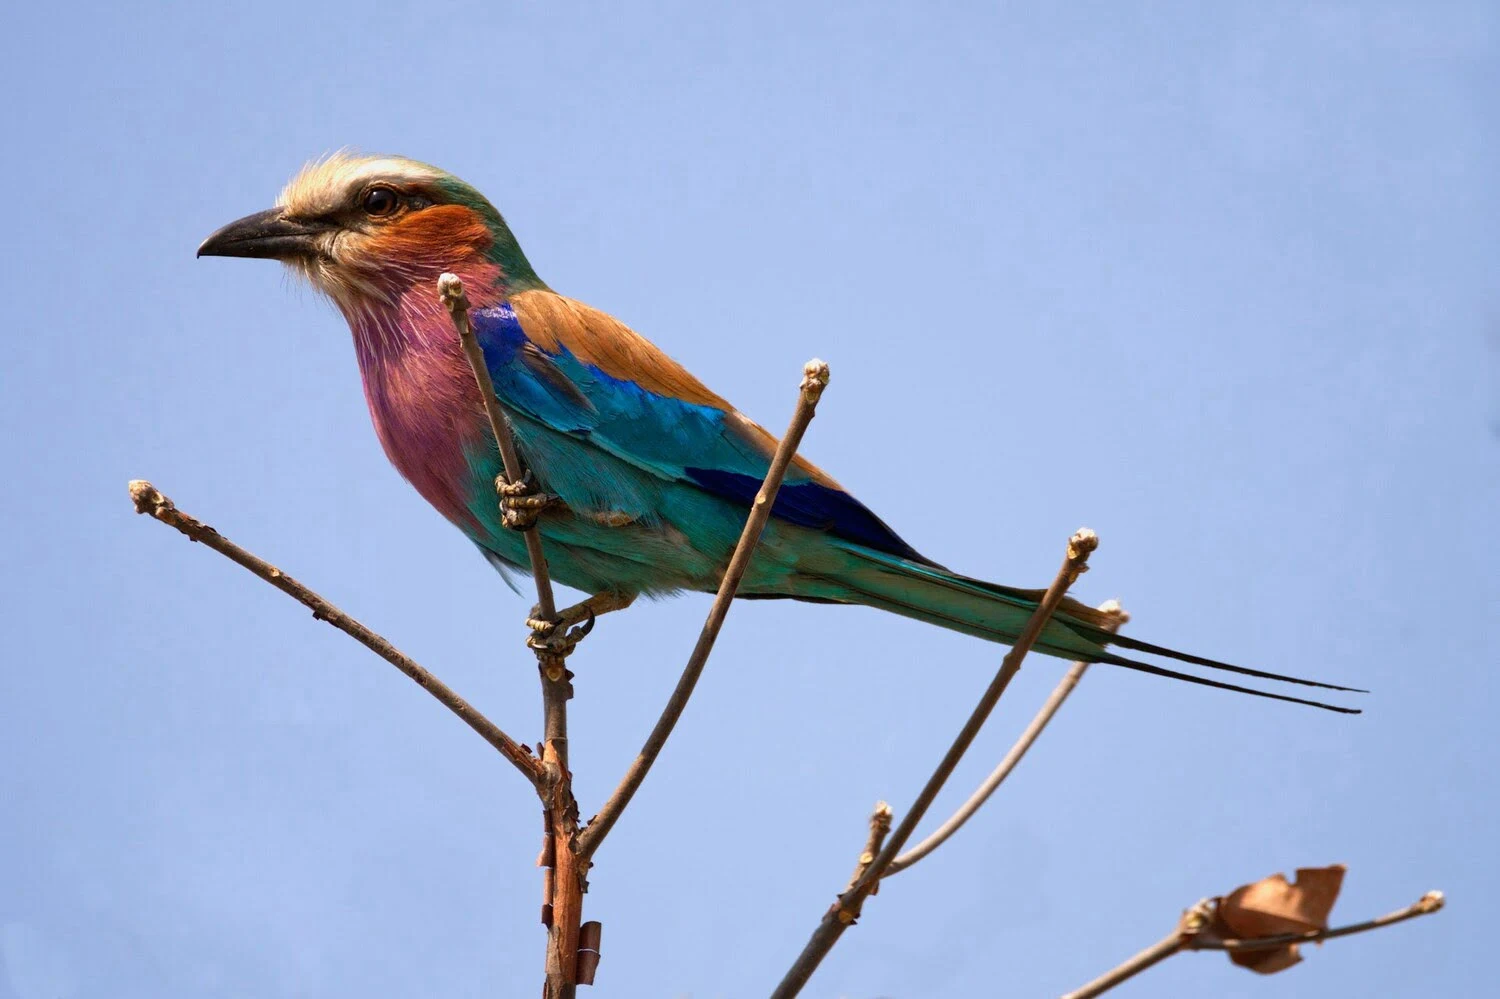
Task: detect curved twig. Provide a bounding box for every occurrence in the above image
[771,529,1100,998]
[1061,930,1190,999]
[883,600,1129,877]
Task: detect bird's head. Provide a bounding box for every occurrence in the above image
[198,153,542,310]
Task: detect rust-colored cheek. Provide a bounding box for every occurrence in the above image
[366,204,494,266]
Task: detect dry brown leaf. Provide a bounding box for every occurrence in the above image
[1211,864,1346,974]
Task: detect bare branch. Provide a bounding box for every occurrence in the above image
[1062,900,1212,999]
[577,360,832,860]
[1196,890,1446,953]
[1063,891,1445,998]
[883,600,1129,878]
[127,480,541,784]
[439,273,557,622]
[770,529,1099,998]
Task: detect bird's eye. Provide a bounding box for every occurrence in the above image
[362,186,400,217]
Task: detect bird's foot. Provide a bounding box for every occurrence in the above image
[496,472,560,531]
[524,592,636,672]
[526,603,598,640]
[527,606,595,676]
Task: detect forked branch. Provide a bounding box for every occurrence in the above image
[882,599,1129,877]
[770,528,1099,997]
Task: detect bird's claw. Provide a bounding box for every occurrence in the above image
[527,607,596,660]
[496,471,558,531]
[527,599,596,636]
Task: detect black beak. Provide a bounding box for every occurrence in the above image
[197,208,334,259]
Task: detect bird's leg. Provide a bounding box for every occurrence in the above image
[527,591,637,656]
[495,470,563,531]
[528,591,638,636]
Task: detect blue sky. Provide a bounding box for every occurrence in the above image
[1,1,1495,996]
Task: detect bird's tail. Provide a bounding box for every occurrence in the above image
[806,544,1364,713]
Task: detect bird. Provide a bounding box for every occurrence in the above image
[199,152,1360,713]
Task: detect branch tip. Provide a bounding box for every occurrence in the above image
[129,479,165,515]
[801,358,830,401]
[1068,527,1099,560]
[860,802,894,864]
[437,272,469,312]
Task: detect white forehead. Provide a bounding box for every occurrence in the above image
[278,152,444,217]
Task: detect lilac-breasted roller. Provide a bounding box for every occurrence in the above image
[198,153,1359,712]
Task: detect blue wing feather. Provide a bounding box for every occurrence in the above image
[472,303,929,563]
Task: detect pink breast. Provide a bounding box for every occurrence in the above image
[346,268,506,535]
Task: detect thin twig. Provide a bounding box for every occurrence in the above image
[1062,931,1190,999]
[127,480,541,784]
[577,360,832,861]
[439,273,556,621]
[1195,890,1446,953]
[1061,900,1212,999]
[883,600,1129,878]
[770,529,1099,998]
[1063,891,1446,998]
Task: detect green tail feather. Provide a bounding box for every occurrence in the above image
[809,545,1363,714]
